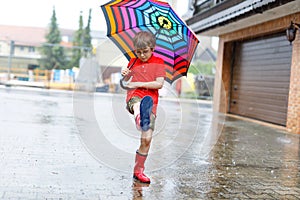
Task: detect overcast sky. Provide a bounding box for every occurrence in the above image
[0,0,188,31]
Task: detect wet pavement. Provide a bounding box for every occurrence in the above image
[0,86,300,199]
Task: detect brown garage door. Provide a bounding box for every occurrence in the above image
[229,33,292,126]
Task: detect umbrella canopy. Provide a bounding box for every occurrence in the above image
[101,0,199,83]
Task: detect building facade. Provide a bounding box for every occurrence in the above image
[186,0,300,134]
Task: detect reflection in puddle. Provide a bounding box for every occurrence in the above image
[132,180,149,199]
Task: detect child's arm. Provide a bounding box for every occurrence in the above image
[121,67,132,81]
[127,77,164,89]
[121,58,137,81]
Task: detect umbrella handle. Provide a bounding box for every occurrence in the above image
[120,76,133,90]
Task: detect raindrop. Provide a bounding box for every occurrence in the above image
[276,137,292,144]
[271,170,274,174]
[232,159,236,166]
[218,192,224,197]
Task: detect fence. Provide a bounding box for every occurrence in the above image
[0,67,47,82]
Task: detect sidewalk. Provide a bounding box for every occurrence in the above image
[0,87,299,199]
[1,80,75,90]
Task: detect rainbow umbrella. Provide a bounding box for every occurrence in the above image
[101,0,199,84]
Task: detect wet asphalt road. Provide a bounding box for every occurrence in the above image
[0,86,300,199]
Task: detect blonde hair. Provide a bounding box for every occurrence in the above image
[133,31,156,49]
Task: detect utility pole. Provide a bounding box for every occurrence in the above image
[7,40,15,81]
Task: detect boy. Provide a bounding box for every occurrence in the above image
[121,31,165,184]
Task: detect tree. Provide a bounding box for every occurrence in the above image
[68,11,84,68]
[83,9,93,56]
[188,61,215,75]
[40,7,66,70]
[68,9,93,68]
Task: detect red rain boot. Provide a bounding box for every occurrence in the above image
[133,151,151,184]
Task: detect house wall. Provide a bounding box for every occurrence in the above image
[213,40,232,114]
[214,12,300,134]
[287,30,300,134]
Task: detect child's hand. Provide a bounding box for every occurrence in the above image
[121,68,131,77]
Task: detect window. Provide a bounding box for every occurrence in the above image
[28,46,35,53]
[215,0,226,4]
[195,0,213,12]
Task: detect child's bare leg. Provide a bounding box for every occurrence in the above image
[139,129,153,155]
[132,100,153,154]
[132,103,141,130]
[132,103,140,119]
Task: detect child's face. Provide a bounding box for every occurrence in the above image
[135,47,153,62]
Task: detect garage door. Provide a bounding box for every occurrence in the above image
[229,33,292,126]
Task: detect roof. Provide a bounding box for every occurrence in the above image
[0,25,76,46]
[186,0,298,36]
[0,25,47,46]
[194,47,216,62]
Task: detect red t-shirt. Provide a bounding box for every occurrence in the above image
[126,55,165,115]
